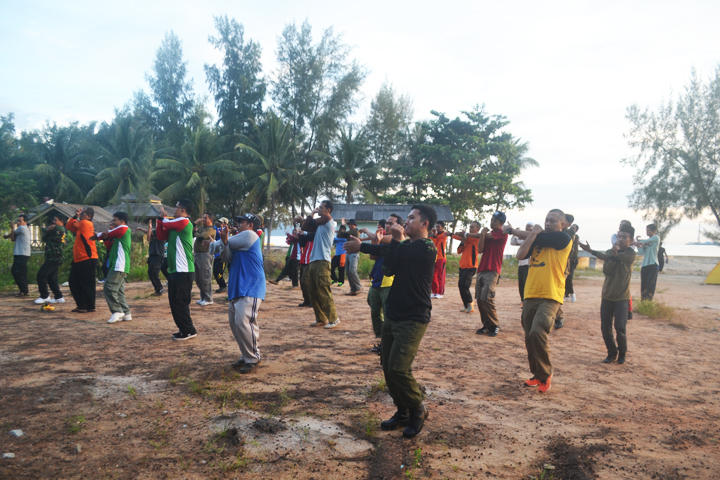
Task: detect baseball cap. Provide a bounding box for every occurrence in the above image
[219,217,229,224]
[347,218,357,225]
[235,213,261,230]
[492,211,507,224]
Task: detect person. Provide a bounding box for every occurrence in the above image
[137,220,165,296]
[612,220,635,319]
[429,221,448,299]
[579,223,636,364]
[6,214,31,297]
[563,216,580,303]
[632,224,660,301]
[269,229,300,287]
[92,212,133,324]
[34,215,67,304]
[157,199,197,341]
[345,205,438,439]
[192,213,216,306]
[515,209,572,393]
[658,241,669,273]
[299,200,340,328]
[297,230,315,308]
[453,222,481,313]
[337,218,363,296]
[212,214,266,374]
[213,217,229,294]
[331,225,347,286]
[66,207,99,313]
[511,222,534,305]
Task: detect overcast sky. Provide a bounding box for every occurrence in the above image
[2,0,719,244]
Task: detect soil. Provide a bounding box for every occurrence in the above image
[2,267,720,479]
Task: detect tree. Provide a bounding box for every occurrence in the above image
[205,16,266,137]
[0,114,22,170]
[329,126,377,203]
[490,138,538,211]
[0,173,38,228]
[624,66,720,241]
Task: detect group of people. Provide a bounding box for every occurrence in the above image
[5,200,663,439]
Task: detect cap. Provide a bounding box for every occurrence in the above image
[619,224,635,238]
[235,213,261,230]
[347,218,357,225]
[492,211,507,224]
[219,217,229,224]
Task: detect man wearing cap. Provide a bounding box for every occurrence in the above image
[211,213,266,373]
[213,217,229,294]
[337,218,363,295]
[579,223,636,365]
[193,213,216,306]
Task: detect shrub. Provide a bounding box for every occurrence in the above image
[635,300,675,320]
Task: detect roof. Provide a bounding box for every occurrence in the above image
[119,193,163,203]
[330,204,455,223]
[27,202,115,230]
[105,201,174,219]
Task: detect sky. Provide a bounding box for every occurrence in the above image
[2,0,719,245]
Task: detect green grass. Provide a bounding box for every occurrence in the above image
[362,410,381,437]
[66,414,86,434]
[126,385,137,396]
[635,300,675,320]
[367,375,387,397]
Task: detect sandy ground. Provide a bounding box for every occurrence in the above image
[2,265,720,479]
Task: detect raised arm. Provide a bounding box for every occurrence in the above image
[517,225,542,259]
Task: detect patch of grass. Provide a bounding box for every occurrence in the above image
[220,452,249,472]
[278,387,292,407]
[300,426,311,442]
[126,385,137,396]
[635,299,675,320]
[169,361,187,385]
[362,410,381,437]
[149,440,166,450]
[154,400,165,410]
[188,379,207,396]
[405,471,414,479]
[66,415,85,434]
[668,321,688,330]
[368,375,387,397]
[236,389,254,410]
[413,447,422,468]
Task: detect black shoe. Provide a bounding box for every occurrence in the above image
[172,332,197,341]
[240,360,261,374]
[231,359,245,369]
[476,327,490,335]
[555,319,564,330]
[627,311,633,320]
[381,407,409,431]
[603,354,617,364]
[298,302,308,307]
[487,326,499,337]
[371,344,381,354]
[403,404,429,438]
[617,355,626,365]
[215,287,227,293]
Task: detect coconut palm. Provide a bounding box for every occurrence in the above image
[493,139,539,211]
[328,126,378,203]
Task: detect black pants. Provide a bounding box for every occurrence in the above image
[12,255,30,294]
[276,257,299,287]
[161,257,169,279]
[640,264,658,301]
[601,299,628,357]
[168,272,196,335]
[69,259,97,310]
[565,258,578,296]
[458,267,476,306]
[37,261,62,299]
[330,256,345,284]
[213,256,227,289]
[518,264,529,301]
[148,255,164,293]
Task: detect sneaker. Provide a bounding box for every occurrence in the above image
[602,355,617,364]
[50,297,65,304]
[172,332,197,341]
[196,299,203,305]
[152,291,163,296]
[231,359,245,369]
[381,407,409,431]
[331,281,337,285]
[337,283,344,287]
[468,304,475,313]
[107,312,125,324]
[122,313,132,321]
[564,295,571,302]
[198,300,214,306]
[487,326,499,337]
[34,297,50,304]
[435,294,443,299]
[324,319,341,329]
[570,293,576,302]
[97,279,105,284]
[215,286,227,293]
[554,319,564,330]
[617,355,626,365]
[371,344,382,354]
[298,302,309,307]
[310,321,323,327]
[403,404,429,438]
[431,293,437,299]
[538,377,552,393]
[459,305,470,313]
[268,279,279,285]
[525,377,541,387]
[15,292,29,297]
[163,281,168,287]
[240,360,261,374]
[476,327,490,335]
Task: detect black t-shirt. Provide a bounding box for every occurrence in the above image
[360,238,437,323]
[149,238,165,257]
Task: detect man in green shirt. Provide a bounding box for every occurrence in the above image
[194,213,217,306]
[632,224,660,301]
[92,212,133,324]
[34,214,67,304]
[580,223,636,364]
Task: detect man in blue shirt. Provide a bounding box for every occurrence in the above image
[632,224,660,301]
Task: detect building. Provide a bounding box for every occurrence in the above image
[105,194,174,231]
[26,200,115,247]
[329,204,455,231]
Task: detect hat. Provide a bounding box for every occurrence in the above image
[219,217,229,224]
[492,211,507,224]
[347,219,357,225]
[619,224,635,238]
[235,213,261,230]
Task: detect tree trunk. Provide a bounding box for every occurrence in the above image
[266,193,276,250]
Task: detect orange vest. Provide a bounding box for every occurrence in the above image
[66,218,99,262]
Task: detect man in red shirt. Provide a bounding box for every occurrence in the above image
[429,221,448,298]
[464,211,509,337]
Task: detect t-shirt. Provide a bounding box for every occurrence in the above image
[66,218,99,262]
[455,235,480,269]
[299,233,315,265]
[107,225,132,273]
[638,235,660,267]
[310,217,336,263]
[148,237,165,257]
[333,237,347,256]
[42,226,66,263]
[523,231,572,304]
[193,226,215,253]
[13,225,31,256]
[157,217,195,274]
[219,230,266,301]
[431,232,447,261]
[478,229,508,274]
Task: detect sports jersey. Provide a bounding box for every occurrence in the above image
[66,218,99,262]
[431,232,447,261]
[455,235,480,269]
[523,231,572,304]
[156,217,195,274]
[478,229,508,274]
[107,224,132,273]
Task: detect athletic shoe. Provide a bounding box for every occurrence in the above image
[538,377,552,393]
[602,355,617,364]
[310,321,323,327]
[555,319,564,330]
[525,377,541,387]
[231,359,245,369]
[324,319,341,329]
[268,279,279,285]
[172,332,197,341]
[298,302,309,307]
[381,407,409,431]
[97,279,105,284]
[196,299,203,305]
[570,293,576,302]
[331,281,337,285]
[34,297,50,304]
[436,294,443,299]
[122,313,132,321]
[617,355,626,365]
[107,312,125,324]
[240,360,261,374]
[564,295,571,302]
[459,305,470,313]
[50,297,65,304]
[476,327,490,335]
[371,344,381,354]
[468,304,475,313]
[152,291,163,296]
[198,300,214,306]
[215,287,227,293]
[487,326,499,337]
[337,283,344,287]
[345,289,362,296]
[403,404,429,438]
[15,292,29,297]
[431,293,438,299]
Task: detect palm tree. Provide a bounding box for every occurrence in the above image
[329,126,378,203]
[493,139,539,210]
[152,125,242,217]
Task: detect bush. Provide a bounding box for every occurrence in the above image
[635,300,675,320]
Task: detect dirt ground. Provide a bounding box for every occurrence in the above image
[2,263,720,479]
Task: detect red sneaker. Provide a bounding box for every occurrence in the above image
[524,377,541,387]
[538,376,552,393]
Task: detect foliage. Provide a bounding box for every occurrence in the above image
[624,66,720,241]
[635,300,675,320]
[0,173,39,229]
[329,126,377,203]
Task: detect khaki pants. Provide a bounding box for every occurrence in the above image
[367,286,390,338]
[308,261,337,325]
[475,270,500,328]
[521,298,560,381]
[194,252,213,302]
[103,270,130,315]
[381,318,428,409]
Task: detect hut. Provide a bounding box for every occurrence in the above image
[27,200,115,246]
[105,194,175,231]
[329,204,455,232]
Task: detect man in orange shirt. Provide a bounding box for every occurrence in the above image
[66,207,99,313]
[453,221,481,313]
[429,221,448,299]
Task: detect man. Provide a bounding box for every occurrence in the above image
[632,224,660,301]
[429,221,448,299]
[331,227,347,286]
[34,215,67,304]
[213,217,229,294]
[137,220,165,296]
[270,229,300,288]
[67,207,99,313]
[193,213,216,306]
[346,205,437,439]
[92,212,133,324]
[157,199,197,341]
[579,224,636,364]
[212,214,266,374]
[515,209,572,393]
[463,211,509,337]
[6,214,31,297]
[297,230,315,308]
[453,222,481,313]
[299,200,340,328]
[511,222,534,305]
[612,220,635,319]
[563,216,580,303]
[338,218,363,296]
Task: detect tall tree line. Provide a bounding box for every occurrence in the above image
[0,17,536,244]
